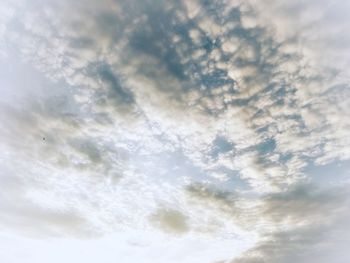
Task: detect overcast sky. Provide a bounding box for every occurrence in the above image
[0,0,350,262]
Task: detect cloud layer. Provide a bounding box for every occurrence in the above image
[0,0,349,262]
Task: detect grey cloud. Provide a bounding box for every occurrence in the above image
[97,66,127,98]
[0,200,92,238]
[232,223,350,263]
[150,207,189,234]
[0,169,94,238]
[185,183,243,223]
[261,184,347,224]
[94,63,135,108]
[231,184,350,263]
[184,181,350,263]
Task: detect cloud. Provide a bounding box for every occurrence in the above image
[0,0,349,262]
[150,208,189,234]
[231,183,350,263]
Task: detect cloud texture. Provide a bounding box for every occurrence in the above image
[0,0,349,262]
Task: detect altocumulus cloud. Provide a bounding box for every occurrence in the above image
[0,0,349,262]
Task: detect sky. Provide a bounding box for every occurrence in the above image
[0,0,349,262]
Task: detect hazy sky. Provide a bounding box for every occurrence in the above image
[0,0,350,262]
